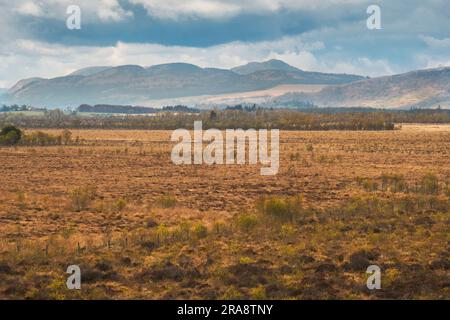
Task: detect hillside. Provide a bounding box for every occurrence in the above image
[3,60,363,108]
[270,67,450,109]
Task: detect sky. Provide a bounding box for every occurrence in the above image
[1,0,450,88]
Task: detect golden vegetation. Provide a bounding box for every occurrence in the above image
[0,127,448,299]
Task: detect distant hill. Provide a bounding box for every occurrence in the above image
[68,66,111,77]
[270,67,450,109]
[3,60,364,108]
[231,59,300,74]
[233,59,364,85]
[7,77,45,96]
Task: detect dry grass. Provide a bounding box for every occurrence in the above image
[0,128,448,299]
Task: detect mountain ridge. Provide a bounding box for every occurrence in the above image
[3,60,364,108]
[4,60,449,109]
[231,59,301,74]
[269,66,450,109]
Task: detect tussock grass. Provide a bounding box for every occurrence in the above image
[69,186,97,212]
[154,195,177,208]
[257,195,303,223]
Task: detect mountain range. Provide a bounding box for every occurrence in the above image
[2,60,363,108]
[2,59,450,109]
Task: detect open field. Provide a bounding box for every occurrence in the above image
[137,84,328,107]
[0,128,448,299]
[399,123,450,132]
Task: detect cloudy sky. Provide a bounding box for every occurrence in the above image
[1,0,450,88]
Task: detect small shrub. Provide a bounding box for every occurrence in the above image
[155,224,170,243]
[154,195,177,208]
[362,179,378,192]
[145,217,159,228]
[250,286,267,300]
[193,223,208,239]
[22,131,61,146]
[280,224,297,240]
[221,287,244,300]
[381,174,390,191]
[239,256,254,264]
[177,222,192,240]
[16,190,26,208]
[290,152,300,161]
[236,214,258,232]
[392,175,407,193]
[69,186,96,211]
[114,198,127,212]
[318,155,328,163]
[0,125,22,145]
[257,195,302,223]
[61,129,72,145]
[212,221,228,235]
[421,173,439,195]
[379,174,407,193]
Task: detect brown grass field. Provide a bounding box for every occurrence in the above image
[0,124,448,299]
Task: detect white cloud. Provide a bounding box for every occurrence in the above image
[6,0,133,22]
[325,58,395,77]
[15,1,43,16]
[129,0,241,20]
[271,51,394,76]
[96,0,133,21]
[415,53,450,69]
[129,0,370,20]
[8,0,339,22]
[425,60,450,69]
[420,35,450,48]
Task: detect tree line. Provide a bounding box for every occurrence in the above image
[0,108,449,131]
